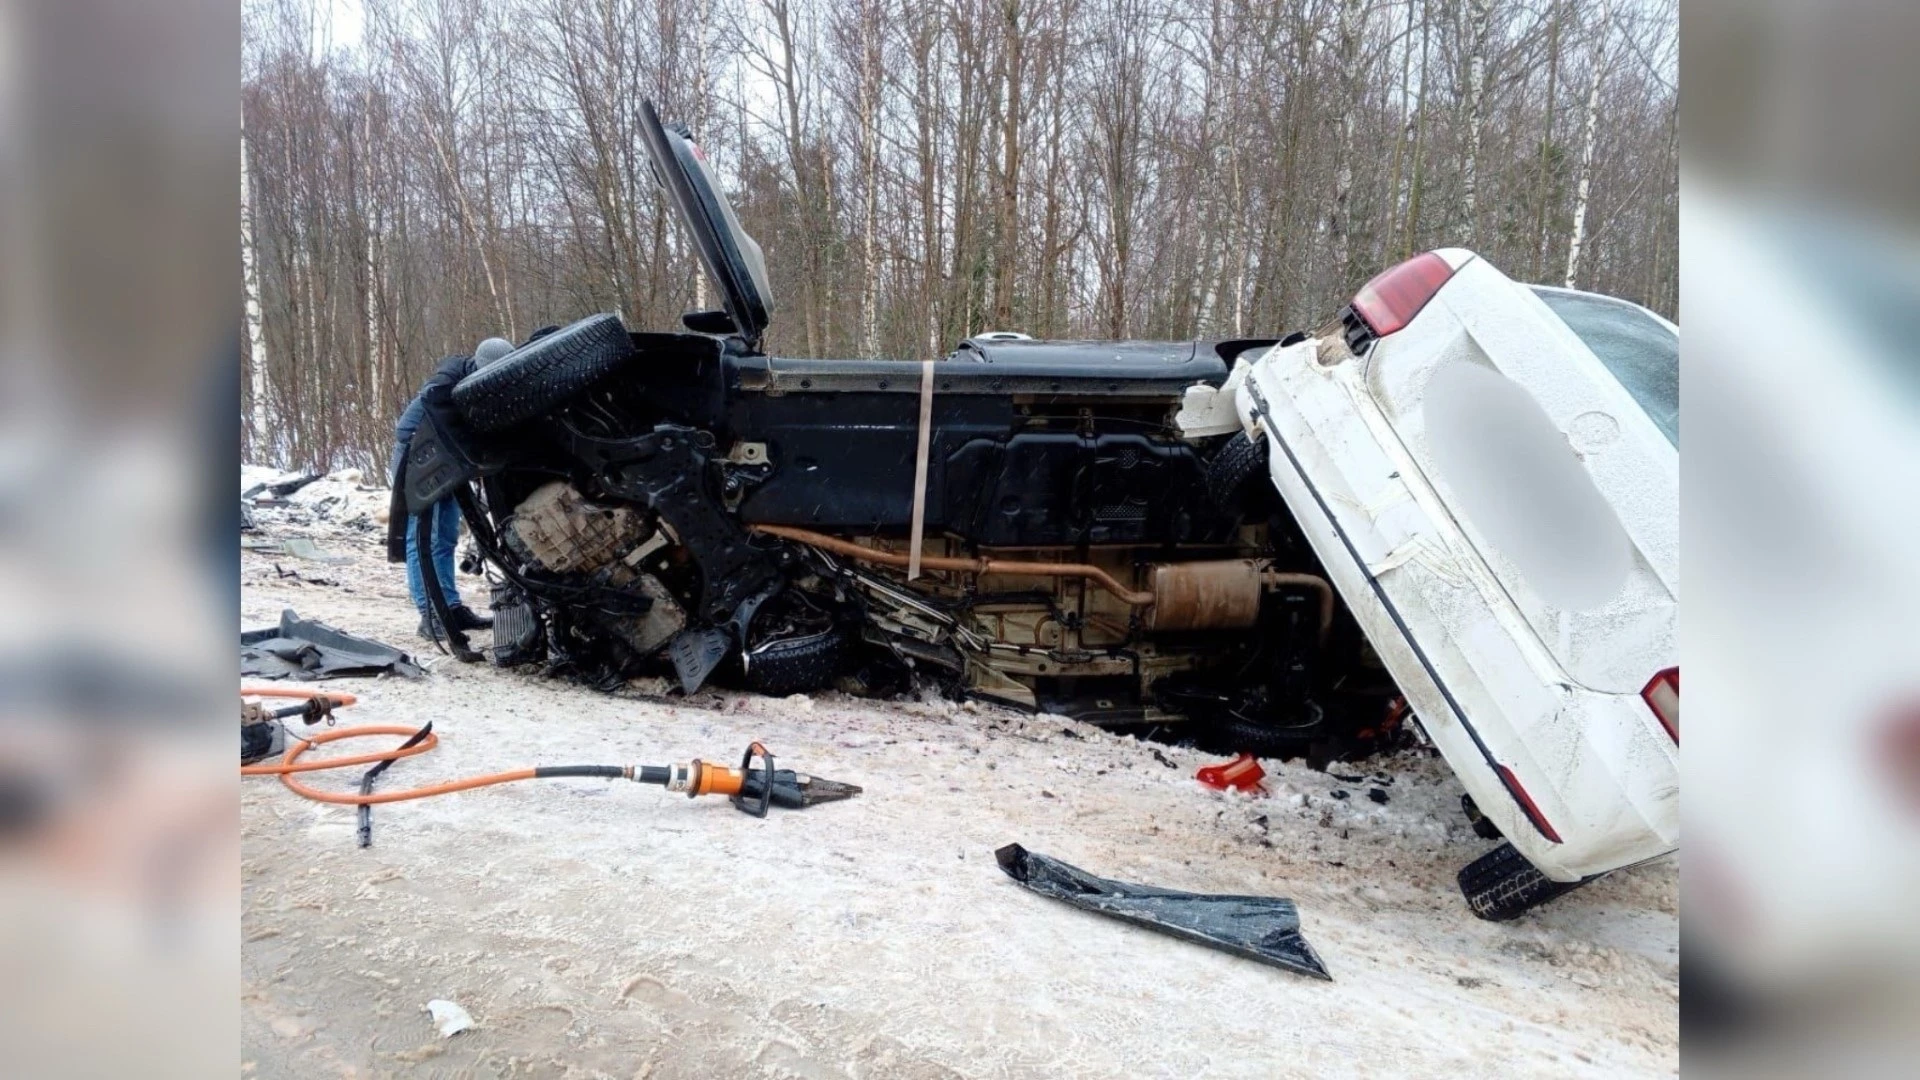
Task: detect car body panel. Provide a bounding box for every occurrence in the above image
[1234,266,1679,881]
[1361,254,1678,695]
[638,101,774,347]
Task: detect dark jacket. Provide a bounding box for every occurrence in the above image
[390,354,475,482]
[386,353,473,564]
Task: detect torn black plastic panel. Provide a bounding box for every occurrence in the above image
[668,626,731,694]
[994,843,1331,981]
[241,609,426,680]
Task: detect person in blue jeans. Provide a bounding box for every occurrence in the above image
[393,337,515,639]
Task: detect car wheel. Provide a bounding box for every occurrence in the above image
[1208,700,1326,758]
[451,313,636,432]
[1457,842,1587,921]
[742,624,849,697]
[1206,432,1279,519]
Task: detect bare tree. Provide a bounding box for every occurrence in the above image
[243,0,1678,472]
[1329,0,1369,289]
[1528,0,1561,282]
[1461,0,1491,241]
[1563,0,1610,288]
[242,112,272,460]
[992,0,1029,330]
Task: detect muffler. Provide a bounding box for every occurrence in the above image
[1144,560,1333,640]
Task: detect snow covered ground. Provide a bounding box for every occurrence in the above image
[240,501,1678,1078]
[243,466,390,530]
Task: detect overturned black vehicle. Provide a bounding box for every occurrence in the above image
[392,102,1400,758]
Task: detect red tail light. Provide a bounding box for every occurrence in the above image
[1350,252,1458,337]
[1880,701,1920,815]
[1494,764,1562,843]
[1643,668,1679,744]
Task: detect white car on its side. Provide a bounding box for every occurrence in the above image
[1229,250,1679,919]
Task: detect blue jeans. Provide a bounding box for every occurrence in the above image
[405,497,464,617]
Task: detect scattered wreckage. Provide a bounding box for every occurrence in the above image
[996,844,1330,981]
[392,101,1678,919]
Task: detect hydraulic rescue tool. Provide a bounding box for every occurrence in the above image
[241,687,860,834]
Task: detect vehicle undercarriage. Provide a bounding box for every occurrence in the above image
[390,102,1403,761]
[396,318,1402,761]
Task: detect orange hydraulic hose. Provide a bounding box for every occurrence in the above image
[750,524,1158,606]
[241,687,550,806]
[245,685,358,707]
[239,723,437,776]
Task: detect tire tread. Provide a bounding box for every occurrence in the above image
[1458,842,1583,920]
[742,627,849,697]
[452,314,635,431]
[1207,432,1279,518]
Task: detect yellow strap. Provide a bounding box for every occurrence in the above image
[907,357,936,579]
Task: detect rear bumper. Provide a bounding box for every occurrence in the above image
[1238,340,1679,881]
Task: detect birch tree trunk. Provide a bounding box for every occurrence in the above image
[1037,21,1067,340]
[1402,0,1430,258]
[1329,0,1365,286]
[362,89,384,422]
[1385,0,1414,265]
[855,0,884,356]
[1529,0,1561,282]
[1564,1,1611,289]
[993,0,1025,330]
[912,6,943,356]
[242,116,271,461]
[692,0,714,311]
[1462,0,1490,242]
[766,0,822,356]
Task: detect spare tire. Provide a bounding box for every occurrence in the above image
[451,314,635,432]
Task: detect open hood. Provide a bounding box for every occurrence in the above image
[639,101,774,349]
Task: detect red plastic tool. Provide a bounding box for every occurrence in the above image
[1195,753,1266,793]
